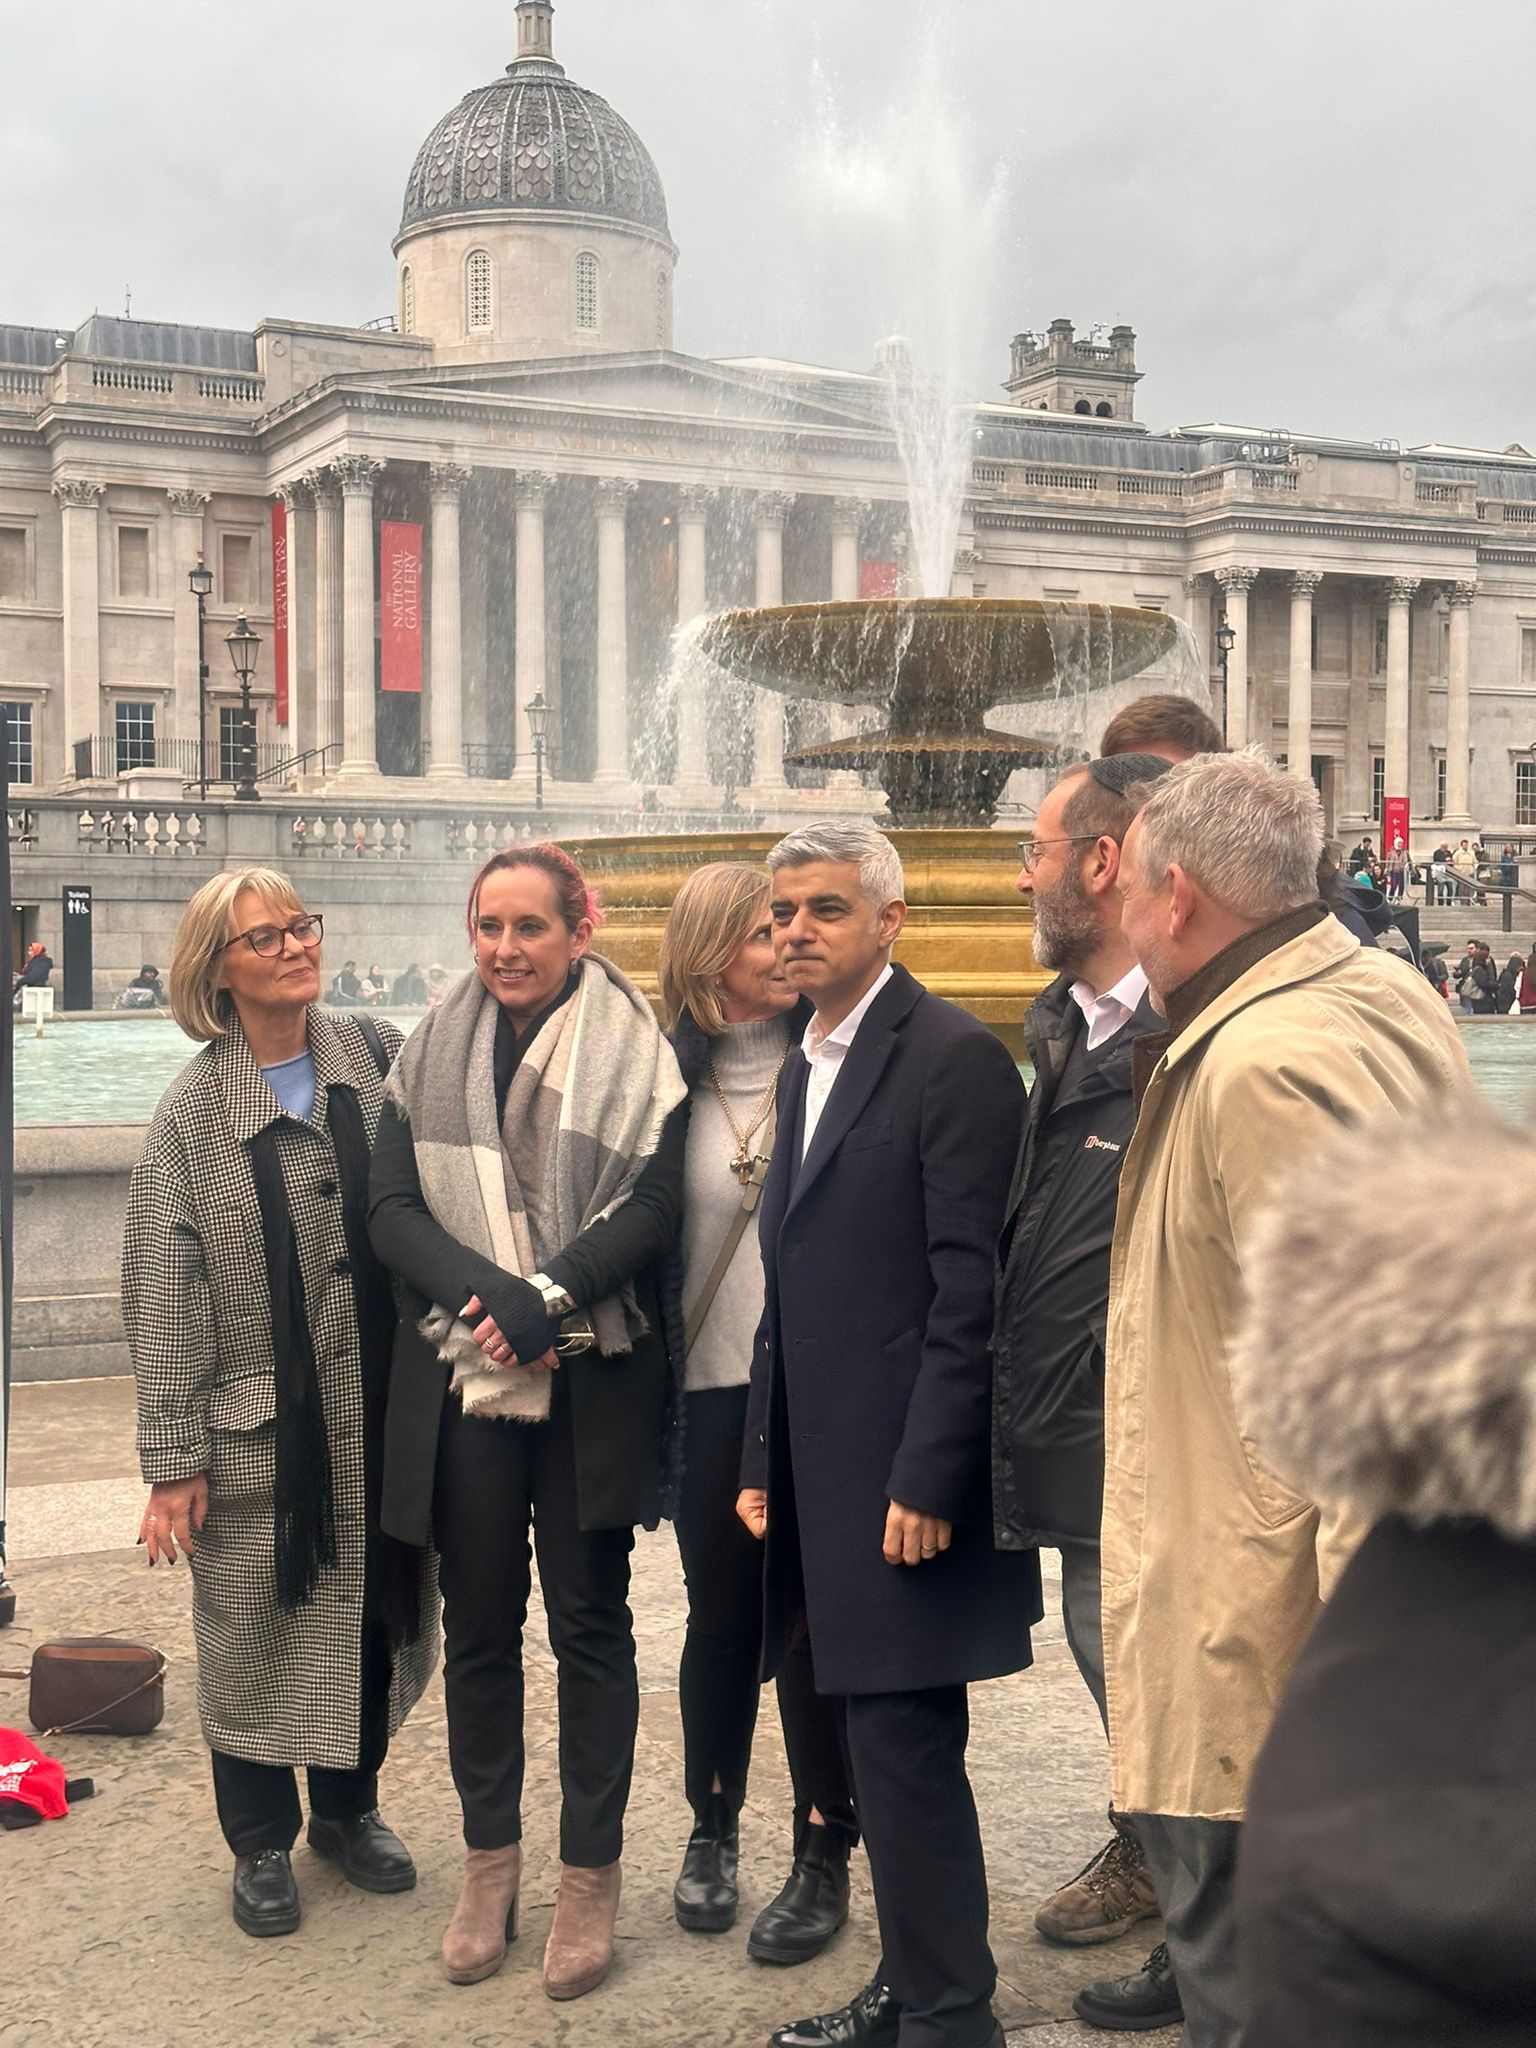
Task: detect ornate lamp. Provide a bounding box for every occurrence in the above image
[224,610,263,802]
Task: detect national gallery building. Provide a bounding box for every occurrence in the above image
[4,0,1536,850]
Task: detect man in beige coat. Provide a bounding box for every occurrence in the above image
[1099,750,1471,2045]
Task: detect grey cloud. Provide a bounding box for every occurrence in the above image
[4,0,1532,449]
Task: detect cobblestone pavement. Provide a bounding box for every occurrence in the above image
[3,1379,1176,2048]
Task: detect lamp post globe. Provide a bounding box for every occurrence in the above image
[225,609,263,802]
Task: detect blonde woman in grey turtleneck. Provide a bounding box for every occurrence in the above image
[658,865,858,1965]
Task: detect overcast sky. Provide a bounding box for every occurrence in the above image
[5,0,1534,451]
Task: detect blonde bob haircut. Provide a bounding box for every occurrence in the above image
[658,862,774,1037]
[169,865,309,1043]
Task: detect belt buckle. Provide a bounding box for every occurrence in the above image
[555,1313,597,1357]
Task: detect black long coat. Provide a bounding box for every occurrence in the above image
[369,1097,687,1544]
[742,964,1041,1697]
[1239,1515,1536,2046]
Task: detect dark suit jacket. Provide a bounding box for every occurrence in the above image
[743,962,1041,1696]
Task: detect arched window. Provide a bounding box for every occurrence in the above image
[400,265,415,335]
[1073,398,1092,415]
[1095,401,1113,418]
[656,269,671,348]
[574,251,600,333]
[466,250,493,332]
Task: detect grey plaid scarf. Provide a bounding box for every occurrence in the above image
[386,954,687,1422]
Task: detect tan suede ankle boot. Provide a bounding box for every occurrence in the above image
[442,1844,522,1985]
[542,1860,621,2000]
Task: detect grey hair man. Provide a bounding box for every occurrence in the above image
[744,818,1038,2048]
[994,754,1184,2032]
[1101,750,1473,2046]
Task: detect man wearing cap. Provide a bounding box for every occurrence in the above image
[993,752,1185,2033]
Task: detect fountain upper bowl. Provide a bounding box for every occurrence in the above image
[695,596,1185,713]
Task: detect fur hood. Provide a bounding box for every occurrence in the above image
[1231,1108,1536,1541]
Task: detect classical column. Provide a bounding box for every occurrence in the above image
[53,479,104,766]
[1215,566,1256,748]
[513,471,556,783]
[166,489,210,749]
[425,463,470,780]
[1444,581,1476,823]
[334,456,384,778]
[830,497,864,602]
[1383,576,1420,808]
[275,481,306,763]
[753,492,794,790]
[1184,574,1211,682]
[674,482,716,788]
[594,477,637,785]
[309,469,344,766]
[1287,570,1323,782]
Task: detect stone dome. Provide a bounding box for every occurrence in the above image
[398,16,670,243]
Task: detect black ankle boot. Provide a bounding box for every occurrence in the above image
[674,1792,739,1932]
[748,1820,852,1965]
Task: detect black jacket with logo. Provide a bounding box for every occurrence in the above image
[991,971,1163,1550]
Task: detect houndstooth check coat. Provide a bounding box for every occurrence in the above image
[123,1007,438,1770]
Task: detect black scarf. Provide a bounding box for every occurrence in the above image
[249,1083,421,1644]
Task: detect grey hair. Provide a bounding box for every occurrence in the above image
[1131,747,1322,921]
[767,820,906,911]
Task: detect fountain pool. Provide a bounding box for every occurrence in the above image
[13,1011,1536,1129]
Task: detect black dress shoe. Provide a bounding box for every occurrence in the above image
[1073,1941,1184,2031]
[768,1975,899,2048]
[674,1793,740,1932]
[232,1848,301,1938]
[749,1820,851,1964]
[306,1809,417,1894]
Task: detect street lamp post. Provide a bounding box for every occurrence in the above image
[1216,613,1236,721]
[525,689,549,812]
[225,610,263,802]
[188,555,213,799]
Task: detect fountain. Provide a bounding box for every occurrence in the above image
[562,14,1209,1049]
[695,596,1185,828]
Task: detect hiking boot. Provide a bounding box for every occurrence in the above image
[1034,1829,1160,1947]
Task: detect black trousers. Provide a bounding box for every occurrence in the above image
[211,1608,393,1858]
[674,1385,855,1840]
[433,1372,637,1864]
[840,1686,996,2048]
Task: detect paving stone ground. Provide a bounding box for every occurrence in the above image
[2,1379,1177,2048]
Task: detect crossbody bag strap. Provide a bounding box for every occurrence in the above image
[42,1651,169,1739]
[685,1102,775,1357]
[354,1012,393,1080]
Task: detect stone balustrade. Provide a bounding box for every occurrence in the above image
[0,358,266,417]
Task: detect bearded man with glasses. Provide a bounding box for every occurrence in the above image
[123,866,437,1940]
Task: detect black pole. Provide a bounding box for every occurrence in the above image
[1,728,14,1626]
[196,585,209,802]
[534,735,544,812]
[233,675,259,802]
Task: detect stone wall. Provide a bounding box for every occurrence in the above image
[13,1123,142,1380]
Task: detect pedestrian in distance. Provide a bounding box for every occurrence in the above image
[122,866,435,1940]
[1497,952,1523,1015]
[658,862,858,1963]
[1102,750,1471,2045]
[1519,945,1536,1014]
[327,959,363,1005]
[995,752,1186,2034]
[368,842,688,2000]
[1234,1111,1536,2047]
[743,820,1037,2048]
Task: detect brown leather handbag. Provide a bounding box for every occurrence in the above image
[2,1639,167,1738]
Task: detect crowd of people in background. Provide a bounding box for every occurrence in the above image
[1347,832,1524,907]
[325,960,449,1008]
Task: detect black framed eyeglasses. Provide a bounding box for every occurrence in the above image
[220,914,324,959]
[1017,835,1100,874]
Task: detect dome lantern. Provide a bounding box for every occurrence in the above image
[511,0,559,75]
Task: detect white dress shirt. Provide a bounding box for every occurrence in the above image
[800,962,894,1158]
[1068,962,1149,1051]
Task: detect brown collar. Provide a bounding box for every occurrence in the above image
[1131,902,1328,1109]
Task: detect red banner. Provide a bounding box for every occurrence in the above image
[1382,794,1410,860]
[270,500,289,726]
[860,559,899,599]
[380,520,423,694]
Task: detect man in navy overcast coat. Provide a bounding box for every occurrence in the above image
[740,821,1040,2048]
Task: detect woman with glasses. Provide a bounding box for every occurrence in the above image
[123,866,436,1940]
[368,843,687,2000]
